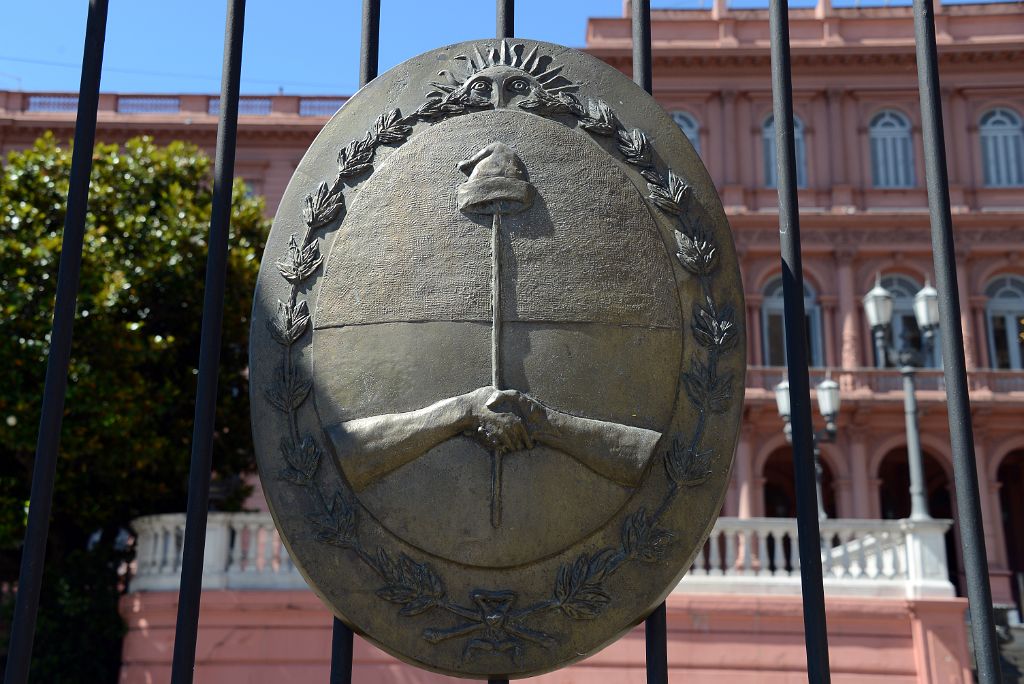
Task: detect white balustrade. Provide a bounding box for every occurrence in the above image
[129,513,953,599]
[129,512,308,592]
[678,517,955,598]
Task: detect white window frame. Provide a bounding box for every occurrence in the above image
[869,110,916,189]
[760,277,824,367]
[672,111,701,156]
[986,275,1024,370]
[980,108,1024,188]
[763,115,807,189]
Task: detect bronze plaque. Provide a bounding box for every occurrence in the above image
[250,39,745,678]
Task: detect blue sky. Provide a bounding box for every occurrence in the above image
[0,1,623,96]
[1,0,999,95]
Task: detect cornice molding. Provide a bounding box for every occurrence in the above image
[596,46,1024,71]
[734,226,1024,249]
[1,118,321,143]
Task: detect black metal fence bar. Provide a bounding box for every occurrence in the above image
[329,621,354,684]
[632,0,652,94]
[1,2,110,683]
[911,0,1002,681]
[167,2,246,682]
[328,2,381,681]
[630,2,669,682]
[767,1,833,682]
[359,0,381,89]
[645,601,669,684]
[498,0,514,39]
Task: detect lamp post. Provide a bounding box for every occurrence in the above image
[862,277,940,521]
[774,377,841,521]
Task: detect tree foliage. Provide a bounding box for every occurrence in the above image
[0,134,269,681]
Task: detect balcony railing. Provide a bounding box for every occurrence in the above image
[129,513,953,599]
[679,517,954,598]
[5,92,351,120]
[746,366,1024,396]
[131,512,307,592]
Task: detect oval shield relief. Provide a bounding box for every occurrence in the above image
[250,38,746,679]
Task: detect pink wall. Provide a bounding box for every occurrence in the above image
[119,591,971,683]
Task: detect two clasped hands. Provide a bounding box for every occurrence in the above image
[461,386,556,454]
[330,384,659,491]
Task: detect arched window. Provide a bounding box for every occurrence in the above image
[672,111,701,155]
[986,275,1024,369]
[761,277,823,367]
[874,274,940,368]
[870,110,915,188]
[980,108,1024,188]
[763,115,807,189]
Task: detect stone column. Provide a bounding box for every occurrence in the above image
[747,294,764,366]
[950,90,974,191]
[972,438,1001,566]
[720,90,745,208]
[834,478,854,518]
[706,93,724,184]
[753,475,767,518]
[973,437,1014,604]
[826,89,846,187]
[721,90,737,185]
[736,429,755,519]
[972,299,990,369]
[867,477,883,519]
[844,96,865,192]
[738,95,755,189]
[821,298,838,368]
[848,433,871,519]
[836,250,860,388]
[955,249,976,369]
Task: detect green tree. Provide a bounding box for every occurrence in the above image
[0,133,269,682]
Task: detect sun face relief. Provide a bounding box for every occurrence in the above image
[250,39,745,678]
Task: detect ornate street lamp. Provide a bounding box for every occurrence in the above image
[774,377,841,521]
[862,276,940,521]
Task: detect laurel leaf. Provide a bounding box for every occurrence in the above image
[276,233,324,282]
[372,108,412,145]
[302,182,344,229]
[616,127,652,168]
[267,299,310,346]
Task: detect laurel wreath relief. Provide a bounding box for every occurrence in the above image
[264,45,737,660]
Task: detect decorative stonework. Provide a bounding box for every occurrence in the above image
[251,39,745,678]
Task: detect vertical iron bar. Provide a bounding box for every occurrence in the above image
[328,0,381,676]
[767,0,833,682]
[168,1,246,682]
[329,619,353,684]
[632,4,667,682]
[2,2,109,683]
[360,0,381,87]
[645,601,669,684]
[631,0,652,93]
[912,0,1003,680]
[497,0,514,38]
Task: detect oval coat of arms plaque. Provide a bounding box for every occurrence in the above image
[251,39,746,679]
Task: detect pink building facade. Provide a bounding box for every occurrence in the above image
[583,0,1024,609]
[3,0,1023,680]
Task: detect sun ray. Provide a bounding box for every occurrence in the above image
[472,45,488,72]
[445,42,579,94]
[534,66,565,84]
[521,46,540,73]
